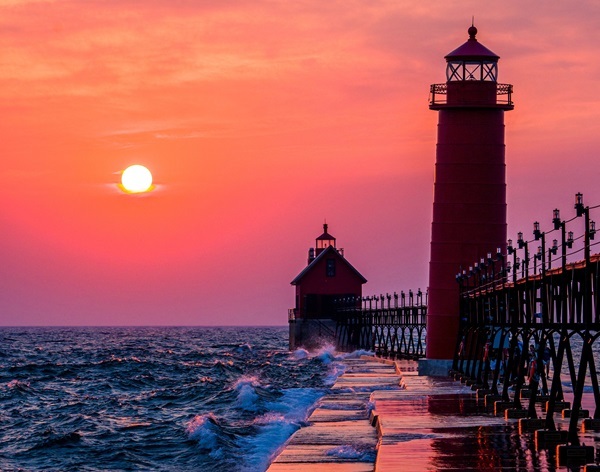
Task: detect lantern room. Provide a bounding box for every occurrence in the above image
[445,26,499,82]
[315,223,336,256]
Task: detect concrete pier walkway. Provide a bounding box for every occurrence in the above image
[267,356,600,471]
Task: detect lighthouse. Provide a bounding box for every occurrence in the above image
[426,26,513,361]
[289,224,367,349]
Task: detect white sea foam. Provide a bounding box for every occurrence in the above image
[337,349,374,359]
[238,387,323,471]
[185,413,220,457]
[315,344,337,364]
[291,348,309,360]
[324,362,347,386]
[233,376,261,411]
[326,445,366,460]
[235,343,253,354]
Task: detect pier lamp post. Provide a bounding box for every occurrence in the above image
[487,252,495,283]
[517,232,529,279]
[549,239,558,270]
[507,239,518,283]
[461,270,468,292]
[574,192,595,325]
[553,209,572,271]
[495,247,504,284]
[473,262,480,288]
[534,246,541,275]
[533,221,546,274]
[574,192,596,259]
[480,258,487,286]
[533,221,548,323]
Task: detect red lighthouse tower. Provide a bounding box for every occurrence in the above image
[426,26,513,360]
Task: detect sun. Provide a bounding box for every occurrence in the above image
[120,165,153,193]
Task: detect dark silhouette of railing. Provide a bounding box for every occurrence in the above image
[453,193,600,452]
[334,290,427,358]
[429,82,513,107]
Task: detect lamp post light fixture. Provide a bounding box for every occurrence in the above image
[517,232,525,249]
[575,192,585,217]
[533,221,541,240]
[516,232,530,278]
[553,209,561,230]
[567,231,574,248]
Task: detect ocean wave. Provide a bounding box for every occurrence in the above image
[234,343,253,354]
[234,376,262,411]
[239,388,324,471]
[1,326,327,472]
[291,348,310,360]
[315,344,337,364]
[186,413,221,453]
[4,379,37,396]
[31,429,82,450]
[337,349,374,359]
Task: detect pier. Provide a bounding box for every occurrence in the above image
[279,196,600,470]
[268,355,600,471]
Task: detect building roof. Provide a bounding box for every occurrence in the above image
[445,26,499,61]
[290,245,367,285]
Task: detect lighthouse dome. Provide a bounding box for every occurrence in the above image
[445,26,500,61]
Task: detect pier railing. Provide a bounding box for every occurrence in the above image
[334,290,427,359]
[453,193,600,448]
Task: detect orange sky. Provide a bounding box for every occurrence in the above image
[1,1,599,326]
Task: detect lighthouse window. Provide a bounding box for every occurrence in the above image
[482,62,497,81]
[326,259,336,277]
[446,61,497,82]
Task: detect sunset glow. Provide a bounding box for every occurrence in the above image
[1,1,599,326]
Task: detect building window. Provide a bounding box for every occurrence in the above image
[326,258,336,277]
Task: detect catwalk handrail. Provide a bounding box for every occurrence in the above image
[453,193,599,448]
[334,290,427,358]
[429,82,513,106]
